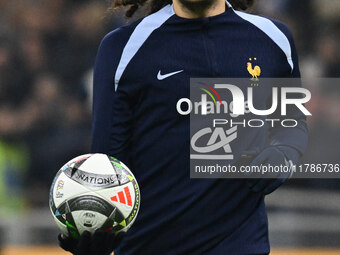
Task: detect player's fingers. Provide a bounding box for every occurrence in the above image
[77,231,91,255]
[236,151,258,169]
[92,228,106,254]
[57,234,66,244]
[104,230,117,252]
[266,151,286,167]
[59,241,72,253]
[250,149,271,167]
[58,234,75,252]
[112,232,125,250]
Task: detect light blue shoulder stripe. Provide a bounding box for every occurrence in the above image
[232,9,294,72]
[225,0,232,8]
[114,5,175,91]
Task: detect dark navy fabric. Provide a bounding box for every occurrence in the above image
[92,5,307,255]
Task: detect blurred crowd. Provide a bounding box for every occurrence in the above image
[0,0,339,211]
[0,0,124,210]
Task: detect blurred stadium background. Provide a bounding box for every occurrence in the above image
[0,0,339,254]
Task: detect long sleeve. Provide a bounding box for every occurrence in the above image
[91,31,133,165]
[268,22,308,163]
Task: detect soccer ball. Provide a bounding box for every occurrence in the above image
[49,153,140,239]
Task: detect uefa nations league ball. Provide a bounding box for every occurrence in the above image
[49,153,140,239]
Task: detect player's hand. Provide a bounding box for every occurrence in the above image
[246,147,294,195]
[58,228,124,255]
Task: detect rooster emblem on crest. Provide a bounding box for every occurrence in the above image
[247,58,261,81]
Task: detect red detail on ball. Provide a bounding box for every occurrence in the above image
[124,187,132,206]
[118,191,126,204]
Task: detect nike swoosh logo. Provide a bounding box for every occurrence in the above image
[157,70,184,80]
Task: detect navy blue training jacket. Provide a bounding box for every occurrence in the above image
[91,2,308,255]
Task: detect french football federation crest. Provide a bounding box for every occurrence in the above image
[247,58,261,81]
